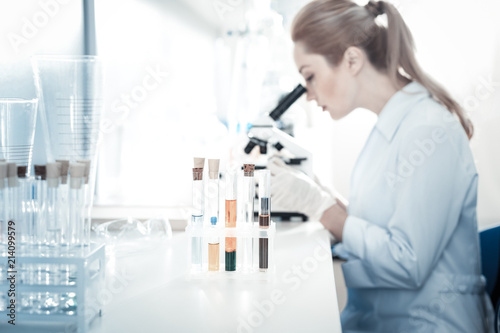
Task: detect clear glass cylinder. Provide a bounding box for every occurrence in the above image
[0,98,38,170]
[191,168,204,270]
[45,163,61,247]
[258,170,271,271]
[242,164,255,224]
[0,176,7,308]
[57,160,70,247]
[242,164,255,272]
[7,163,18,245]
[77,159,92,246]
[207,169,219,272]
[0,165,7,248]
[69,178,84,245]
[17,170,33,246]
[33,165,47,247]
[225,169,237,271]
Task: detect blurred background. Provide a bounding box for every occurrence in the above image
[0,0,499,228]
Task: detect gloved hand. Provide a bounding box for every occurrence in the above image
[267,157,336,221]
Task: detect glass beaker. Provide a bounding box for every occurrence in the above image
[32,55,103,244]
[32,56,103,164]
[0,98,38,246]
[0,98,38,168]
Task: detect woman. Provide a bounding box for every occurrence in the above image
[269,0,495,331]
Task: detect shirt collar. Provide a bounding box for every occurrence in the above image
[375,81,430,142]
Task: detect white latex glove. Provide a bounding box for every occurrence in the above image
[268,157,336,221]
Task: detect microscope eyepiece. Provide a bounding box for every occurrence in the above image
[269,84,306,121]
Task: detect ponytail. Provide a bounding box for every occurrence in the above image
[292,0,473,139]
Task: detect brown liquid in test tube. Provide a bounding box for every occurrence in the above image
[258,171,271,271]
[225,199,237,271]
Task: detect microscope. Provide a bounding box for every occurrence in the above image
[243,84,312,175]
[243,84,312,221]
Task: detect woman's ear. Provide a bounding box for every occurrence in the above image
[343,46,364,76]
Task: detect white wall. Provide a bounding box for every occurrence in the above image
[95,0,221,207]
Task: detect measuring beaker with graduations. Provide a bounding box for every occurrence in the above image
[0,98,38,246]
[0,98,38,168]
[32,55,104,248]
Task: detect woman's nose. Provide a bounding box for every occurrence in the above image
[306,89,316,101]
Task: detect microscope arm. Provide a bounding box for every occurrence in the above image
[268,127,313,179]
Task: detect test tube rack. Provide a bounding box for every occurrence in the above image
[0,243,105,333]
[185,221,276,280]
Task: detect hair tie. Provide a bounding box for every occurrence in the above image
[365,0,384,18]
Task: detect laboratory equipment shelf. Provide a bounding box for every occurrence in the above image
[185,222,276,280]
[0,243,105,333]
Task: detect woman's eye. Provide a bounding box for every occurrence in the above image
[306,75,314,82]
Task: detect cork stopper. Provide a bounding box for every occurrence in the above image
[34,165,47,180]
[46,162,61,188]
[17,166,27,179]
[243,163,255,177]
[208,159,220,179]
[56,159,70,184]
[7,163,18,187]
[70,163,85,178]
[0,162,7,189]
[194,157,205,169]
[70,163,85,189]
[192,167,203,181]
[77,159,91,184]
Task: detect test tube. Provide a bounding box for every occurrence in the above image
[191,158,205,271]
[69,163,85,246]
[0,161,5,309]
[207,159,220,272]
[58,163,84,315]
[77,160,91,246]
[56,160,70,246]
[39,163,61,314]
[7,163,19,294]
[17,166,32,288]
[258,170,271,271]
[33,165,48,313]
[58,162,75,291]
[7,163,18,245]
[36,163,61,314]
[46,162,61,247]
[0,162,7,248]
[33,165,47,247]
[17,166,32,246]
[225,169,237,271]
[242,164,255,272]
[20,165,36,314]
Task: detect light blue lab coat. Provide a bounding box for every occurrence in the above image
[334,82,495,332]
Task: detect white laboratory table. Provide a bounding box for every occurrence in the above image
[1,221,342,333]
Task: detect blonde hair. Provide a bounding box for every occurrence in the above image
[292,0,473,139]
